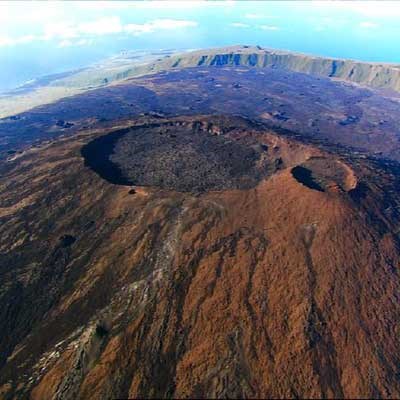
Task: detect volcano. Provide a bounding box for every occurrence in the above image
[1,111,400,399]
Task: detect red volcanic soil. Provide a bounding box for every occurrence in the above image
[1,116,400,399]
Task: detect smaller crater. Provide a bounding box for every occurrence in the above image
[291,157,357,193]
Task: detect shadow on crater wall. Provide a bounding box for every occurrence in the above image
[291,165,324,192]
[81,127,132,186]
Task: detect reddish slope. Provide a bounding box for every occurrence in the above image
[1,116,400,399]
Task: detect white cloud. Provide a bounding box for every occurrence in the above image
[79,16,123,35]
[44,17,123,40]
[260,25,280,31]
[133,0,235,9]
[58,38,94,48]
[124,23,154,35]
[76,1,133,10]
[76,0,236,10]
[43,22,80,40]
[245,13,277,20]
[0,34,36,47]
[359,21,379,29]
[0,16,198,46]
[124,19,198,36]
[18,35,36,43]
[230,22,250,28]
[58,39,73,48]
[0,1,62,24]
[77,38,94,46]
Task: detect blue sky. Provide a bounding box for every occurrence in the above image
[1,1,400,91]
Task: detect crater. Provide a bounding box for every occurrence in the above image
[81,117,275,192]
[291,166,324,192]
[291,157,357,193]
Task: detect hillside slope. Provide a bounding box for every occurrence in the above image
[1,116,400,399]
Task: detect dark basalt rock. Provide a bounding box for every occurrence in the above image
[81,119,273,193]
[59,234,76,247]
[339,115,360,126]
[56,120,74,129]
[95,324,108,338]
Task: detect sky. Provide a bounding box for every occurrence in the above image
[1,0,400,92]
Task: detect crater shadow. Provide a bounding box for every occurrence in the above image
[81,127,133,186]
[291,166,324,192]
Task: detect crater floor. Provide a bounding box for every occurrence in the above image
[82,117,277,192]
[291,157,357,193]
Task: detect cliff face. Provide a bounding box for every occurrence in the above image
[151,45,400,92]
[1,116,400,399]
[68,45,400,93]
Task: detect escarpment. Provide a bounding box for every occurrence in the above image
[148,45,400,92]
[90,46,400,93]
[1,45,400,121]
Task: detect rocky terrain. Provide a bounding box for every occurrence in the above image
[1,112,400,399]
[82,117,276,192]
[157,45,400,92]
[1,45,400,118]
[2,64,400,163]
